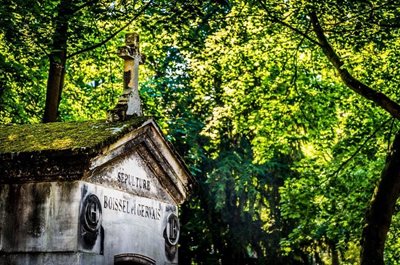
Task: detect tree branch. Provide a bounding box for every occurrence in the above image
[332,117,392,178]
[309,11,400,120]
[71,0,99,15]
[256,0,320,47]
[387,118,395,153]
[67,0,153,59]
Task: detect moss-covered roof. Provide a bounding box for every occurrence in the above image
[0,116,150,154]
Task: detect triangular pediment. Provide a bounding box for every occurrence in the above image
[85,119,192,204]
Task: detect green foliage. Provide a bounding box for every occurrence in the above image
[2,0,400,264]
[176,1,400,264]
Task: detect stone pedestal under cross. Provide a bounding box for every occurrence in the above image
[111,33,145,120]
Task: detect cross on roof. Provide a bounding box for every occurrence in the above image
[114,33,145,119]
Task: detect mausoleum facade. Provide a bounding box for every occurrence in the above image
[0,117,193,265]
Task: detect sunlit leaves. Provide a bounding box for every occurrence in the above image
[184,0,400,263]
[2,0,400,264]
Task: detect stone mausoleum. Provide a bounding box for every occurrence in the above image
[0,33,193,265]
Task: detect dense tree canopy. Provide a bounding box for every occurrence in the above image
[1,0,400,264]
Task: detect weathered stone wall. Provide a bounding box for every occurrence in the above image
[0,182,80,253]
[0,181,179,265]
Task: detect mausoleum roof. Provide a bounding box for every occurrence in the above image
[0,116,149,154]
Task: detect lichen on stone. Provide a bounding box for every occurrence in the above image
[0,116,150,154]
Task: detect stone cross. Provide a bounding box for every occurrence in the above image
[116,33,145,117]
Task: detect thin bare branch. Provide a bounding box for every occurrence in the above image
[67,0,153,59]
[332,117,392,178]
[387,118,396,153]
[72,0,99,14]
[256,0,321,46]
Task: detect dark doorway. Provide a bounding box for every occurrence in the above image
[114,253,156,265]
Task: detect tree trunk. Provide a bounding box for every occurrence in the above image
[331,243,340,265]
[314,251,323,265]
[43,0,72,123]
[360,132,400,265]
[307,12,400,264]
[43,51,66,122]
